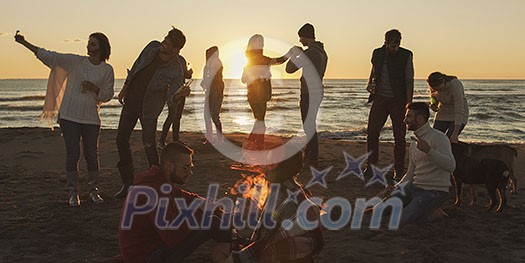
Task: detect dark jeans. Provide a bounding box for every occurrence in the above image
[146,231,210,263]
[204,92,223,135]
[391,185,448,226]
[160,97,186,144]
[249,100,267,121]
[300,93,322,160]
[366,95,406,174]
[433,120,466,138]
[146,216,231,263]
[116,104,159,167]
[59,118,100,172]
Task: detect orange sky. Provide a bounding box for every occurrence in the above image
[1,0,524,79]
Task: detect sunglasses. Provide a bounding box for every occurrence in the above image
[174,162,194,172]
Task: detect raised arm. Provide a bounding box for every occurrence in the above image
[16,32,83,76]
[14,32,38,55]
[285,46,303,73]
[269,55,288,66]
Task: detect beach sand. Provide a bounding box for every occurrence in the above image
[1,128,524,262]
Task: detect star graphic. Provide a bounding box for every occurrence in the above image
[284,189,301,204]
[306,166,332,189]
[364,164,392,188]
[391,181,409,196]
[336,151,371,181]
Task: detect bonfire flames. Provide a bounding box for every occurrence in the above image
[230,173,270,210]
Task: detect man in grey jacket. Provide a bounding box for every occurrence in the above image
[115,27,190,198]
[286,23,328,167]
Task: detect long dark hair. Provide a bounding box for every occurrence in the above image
[89,32,111,61]
[427,71,457,88]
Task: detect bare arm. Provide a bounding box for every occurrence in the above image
[270,46,297,66]
[269,55,288,66]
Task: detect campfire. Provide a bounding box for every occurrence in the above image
[229,172,270,210]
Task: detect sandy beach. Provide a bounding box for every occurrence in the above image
[1,128,525,262]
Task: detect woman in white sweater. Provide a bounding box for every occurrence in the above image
[15,32,115,206]
[427,72,469,143]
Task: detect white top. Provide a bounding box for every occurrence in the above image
[433,78,469,125]
[398,123,456,192]
[241,64,271,84]
[200,54,222,91]
[37,48,114,125]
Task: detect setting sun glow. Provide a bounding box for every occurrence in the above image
[219,38,249,79]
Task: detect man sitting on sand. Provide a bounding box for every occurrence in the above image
[389,102,455,226]
[118,142,231,263]
[233,145,324,262]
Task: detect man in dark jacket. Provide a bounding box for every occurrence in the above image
[286,23,328,168]
[365,29,414,179]
[119,142,231,262]
[115,27,191,198]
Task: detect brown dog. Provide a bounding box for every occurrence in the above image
[468,144,518,193]
[451,143,510,212]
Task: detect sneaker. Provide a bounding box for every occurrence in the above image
[68,192,80,207]
[89,190,104,204]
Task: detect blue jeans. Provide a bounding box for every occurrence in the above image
[392,185,448,226]
[59,118,100,172]
[433,120,465,138]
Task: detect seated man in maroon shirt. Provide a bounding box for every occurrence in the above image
[119,142,231,263]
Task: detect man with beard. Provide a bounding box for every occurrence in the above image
[391,102,455,226]
[365,29,414,179]
[119,142,231,262]
[115,27,191,198]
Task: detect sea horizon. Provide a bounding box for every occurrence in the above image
[1,79,524,144]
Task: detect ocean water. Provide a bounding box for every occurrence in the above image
[0,79,524,143]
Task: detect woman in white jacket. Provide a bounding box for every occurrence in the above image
[200,46,224,144]
[15,32,115,206]
[427,72,469,143]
